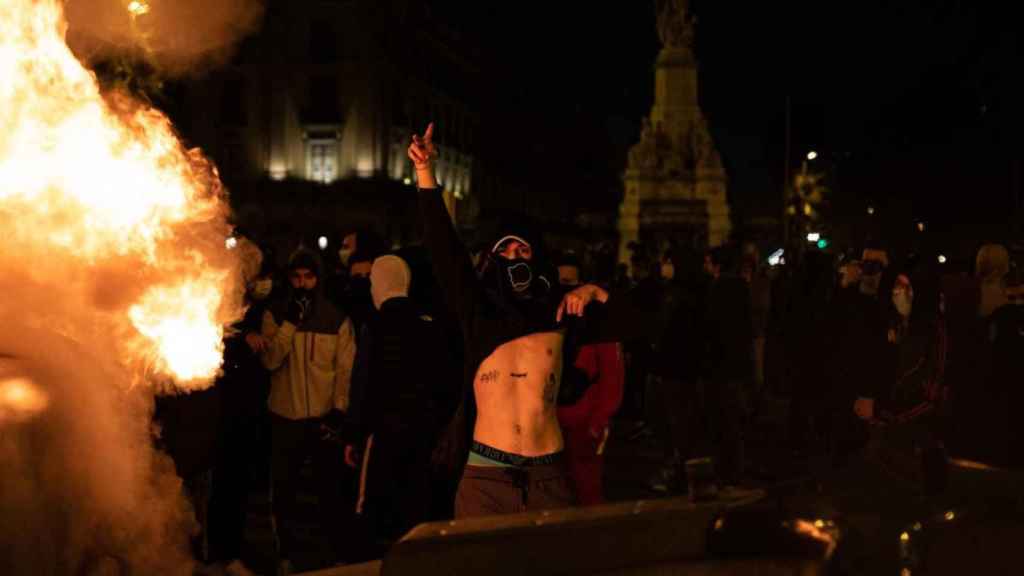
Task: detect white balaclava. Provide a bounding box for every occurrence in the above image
[370,255,411,310]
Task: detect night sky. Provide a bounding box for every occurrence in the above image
[462,1,1021,249]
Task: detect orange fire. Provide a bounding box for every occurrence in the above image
[0,0,243,391]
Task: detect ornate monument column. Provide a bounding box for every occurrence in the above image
[618,0,731,264]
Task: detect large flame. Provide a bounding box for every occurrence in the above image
[0,0,242,389]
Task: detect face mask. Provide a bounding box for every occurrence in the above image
[338,248,353,267]
[482,255,552,304]
[250,278,273,300]
[348,276,371,296]
[893,291,913,317]
[293,287,314,302]
[345,276,373,318]
[499,257,535,296]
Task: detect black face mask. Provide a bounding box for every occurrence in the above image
[483,255,553,302]
[345,276,373,321]
[293,287,315,302]
[348,276,371,297]
[499,257,535,297]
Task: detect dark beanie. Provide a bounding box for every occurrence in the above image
[288,251,320,276]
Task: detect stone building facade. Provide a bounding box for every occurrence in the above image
[175,0,484,250]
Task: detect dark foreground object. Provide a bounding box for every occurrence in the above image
[299,489,839,576]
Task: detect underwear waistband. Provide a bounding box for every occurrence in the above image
[469,440,562,467]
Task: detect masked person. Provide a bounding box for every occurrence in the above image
[260,249,356,574]
[208,238,274,576]
[342,250,377,337]
[853,271,948,500]
[831,245,892,466]
[409,124,652,517]
[346,255,457,551]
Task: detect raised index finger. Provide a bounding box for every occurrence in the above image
[423,122,434,143]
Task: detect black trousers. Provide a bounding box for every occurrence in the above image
[208,411,264,562]
[660,377,703,472]
[361,428,436,542]
[270,413,355,563]
[706,379,748,484]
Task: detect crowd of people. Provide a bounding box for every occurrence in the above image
[154,124,1023,575]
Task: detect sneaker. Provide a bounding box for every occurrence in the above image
[225,559,259,576]
[276,559,292,576]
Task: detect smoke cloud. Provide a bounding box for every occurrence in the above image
[65,0,266,76]
[0,0,248,573]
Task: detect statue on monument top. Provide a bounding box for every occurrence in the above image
[656,0,696,50]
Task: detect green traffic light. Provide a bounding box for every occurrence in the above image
[817,238,829,249]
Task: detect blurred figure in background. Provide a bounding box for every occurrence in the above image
[555,255,625,505]
[700,244,753,485]
[208,237,274,576]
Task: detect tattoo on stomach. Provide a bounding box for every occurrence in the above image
[543,373,557,405]
[479,370,499,384]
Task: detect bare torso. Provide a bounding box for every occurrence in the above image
[472,330,564,456]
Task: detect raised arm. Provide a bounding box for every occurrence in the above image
[409,123,482,339]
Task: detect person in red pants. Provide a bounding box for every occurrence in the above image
[556,258,625,505]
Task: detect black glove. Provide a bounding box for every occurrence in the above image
[286,296,311,325]
[320,409,348,445]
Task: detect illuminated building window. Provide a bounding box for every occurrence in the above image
[308,141,337,184]
[305,127,340,184]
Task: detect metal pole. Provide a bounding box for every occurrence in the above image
[783,94,792,248]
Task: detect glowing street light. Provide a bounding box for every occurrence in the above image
[402,177,412,186]
[806,151,818,161]
[867,206,876,215]
[127,0,150,17]
[938,254,947,264]
[317,236,329,250]
[806,232,821,243]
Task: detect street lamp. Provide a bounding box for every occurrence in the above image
[867,206,876,215]
[806,232,821,243]
[807,151,818,161]
[317,236,329,250]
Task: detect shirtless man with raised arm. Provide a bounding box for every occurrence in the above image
[410,124,648,517]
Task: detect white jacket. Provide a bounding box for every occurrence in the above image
[261,304,356,420]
